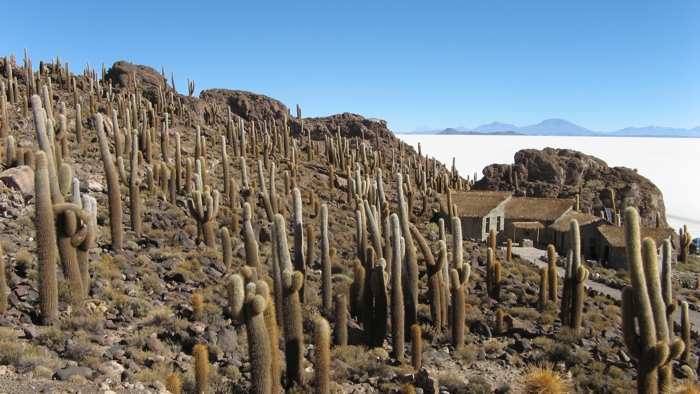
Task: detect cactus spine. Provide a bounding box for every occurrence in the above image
[621,207,685,394]
[314,318,331,394]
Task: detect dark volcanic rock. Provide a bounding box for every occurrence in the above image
[473,147,667,227]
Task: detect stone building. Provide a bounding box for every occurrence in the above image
[504,197,574,247]
[549,211,610,259]
[438,191,512,241]
[596,226,675,270]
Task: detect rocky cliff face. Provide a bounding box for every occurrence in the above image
[473,147,667,228]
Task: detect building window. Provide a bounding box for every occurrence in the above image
[486,217,490,233]
[497,216,501,232]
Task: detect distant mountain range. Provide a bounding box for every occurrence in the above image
[401,119,700,137]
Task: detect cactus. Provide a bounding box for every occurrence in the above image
[349,259,364,321]
[129,129,141,233]
[257,160,274,221]
[681,301,691,362]
[411,324,422,371]
[0,246,5,313]
[451,216,470,349]
[680,226,691,264]
[166,374,181,394]
[560,250,574,326]
[495,308,504,334]
[242,202,263,276]
[193,344,209,394]
[35,151,58,325]
[229,274,273,394]
[396,173,418,334]
[292,188,307,303]
[272,214,304,387]
[486,248,502,301]
[547,244,558,303]
[320,205,332,312]
[77,192,97,298]
[539,267,548,311]
[370,258,388,348]
[191,292,204,321]
[566,219,588,330]
[506,238,513,262]
[661,239,676,337]
[390,214,405,359]
[411,223,445,330]
[187,188,220,248]
[314,318,331,394]
[221,227,232,271]
[621,207,685,394]
[94,113,123,250]
[334,294,348,346]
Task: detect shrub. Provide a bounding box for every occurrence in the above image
[520,363,573,394]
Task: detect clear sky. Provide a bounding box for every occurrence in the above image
[5,1,699,132]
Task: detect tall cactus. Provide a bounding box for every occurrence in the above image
[410,223,445,330]
[334,294,348,346]
[35,151,58,325]
[0,246,5,314]
[242,203,263,276]
[314,318,330,394]
[272,214,304,387]
[94,113,123,250]
[187,188,220,248]
[292,188,306,303]
[547,244,558,303]
[679,226,691,264]
[451,217,470,350]
[229,274,273,394]
[320,205,332,312]
[390,214,404,358]
[567,219,588,330]
[370,257,388,349]
[621,207,684,394]
[396,173,418,333]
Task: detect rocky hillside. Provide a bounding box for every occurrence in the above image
[0,56,695,394]
[473,147,667,227]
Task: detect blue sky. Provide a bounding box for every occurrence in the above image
[5,1,699,132]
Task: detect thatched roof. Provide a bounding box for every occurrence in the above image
[505,197,574,221]
[598,226,675,248]
[549,210,609,232]
[512,221,545,229]
[438,191,512,218]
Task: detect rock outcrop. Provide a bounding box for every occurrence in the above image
[473,147,667,227]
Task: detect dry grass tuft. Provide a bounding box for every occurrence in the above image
[664,380,700,394]
[520,363,573,394]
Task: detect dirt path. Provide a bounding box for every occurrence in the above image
[512,246,700,329]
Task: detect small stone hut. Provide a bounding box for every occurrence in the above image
[549,211,610,259]
[438,191,512,241]
[504,197,574,247]
[596,225,675,270]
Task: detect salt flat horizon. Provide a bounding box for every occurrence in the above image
[398,134,700,238]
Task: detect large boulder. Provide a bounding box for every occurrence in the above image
[473,147,667,227]
[0,165,34,197]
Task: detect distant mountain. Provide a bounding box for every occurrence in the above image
[471,122,518,134]
[516,119,597,136]
[438,128,523,136]
[610,126,700,137]
[405,120,700,137]
[400,126,470,134]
